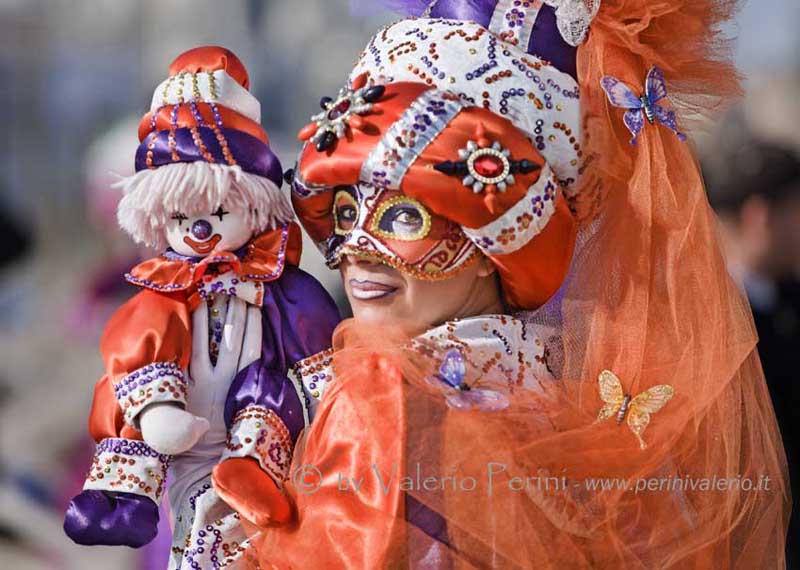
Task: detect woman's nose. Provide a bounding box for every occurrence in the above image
[343,253,378,266]
[191,219,213,240]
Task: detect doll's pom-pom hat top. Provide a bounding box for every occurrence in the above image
[115,46,293,250]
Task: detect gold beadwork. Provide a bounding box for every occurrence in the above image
[332,190,359,236]
[162,75,175,100]
[191,73,201,101]
[207,71,218,100]
[368,195,433,242]
[176,72,186,104]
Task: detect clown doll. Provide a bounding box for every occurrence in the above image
[245,1,790,568]
[63,47,340,569]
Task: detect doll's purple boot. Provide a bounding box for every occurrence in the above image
[64,489,159,547]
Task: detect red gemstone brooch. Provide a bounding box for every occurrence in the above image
[434,130,540,194]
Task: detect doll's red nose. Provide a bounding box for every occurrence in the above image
[191,219,213,240]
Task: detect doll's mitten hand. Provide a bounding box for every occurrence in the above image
[63,489,159,547]
[212,458,293,526]
[140,403,210,455]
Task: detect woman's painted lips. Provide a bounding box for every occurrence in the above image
[349,279,399,300]
[184,234,222,254]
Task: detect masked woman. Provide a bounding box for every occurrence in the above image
[240,1,790,567]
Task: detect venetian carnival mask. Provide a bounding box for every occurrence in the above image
[326,183,478,280]
[291,79,578,308]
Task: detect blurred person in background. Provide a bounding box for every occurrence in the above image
[705,140,800,566]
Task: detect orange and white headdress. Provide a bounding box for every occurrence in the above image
[290,2,603,309]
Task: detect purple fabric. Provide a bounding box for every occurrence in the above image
[383,0,576,79]
[134,127,283,187]
[370,0,431,16]
[224,266,341,441]
[528,5,577,80]
[429,0,495,27]
[64,490,159,548]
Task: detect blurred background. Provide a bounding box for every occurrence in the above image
[0,1,797,568]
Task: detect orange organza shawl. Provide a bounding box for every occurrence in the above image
[243,0,790,567]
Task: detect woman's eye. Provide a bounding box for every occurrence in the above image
[338,206,357,222]
[212,206,229,221]
[374,200,430,240]
[333,189,359,235]
[391,208,423,232]
[171,212,188,226]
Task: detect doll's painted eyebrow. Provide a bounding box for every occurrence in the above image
[212,206,230,221]
[171,212,188,225]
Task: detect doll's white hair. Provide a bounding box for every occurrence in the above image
[114,162,294,250]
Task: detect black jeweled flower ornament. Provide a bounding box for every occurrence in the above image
[298,73,386,152]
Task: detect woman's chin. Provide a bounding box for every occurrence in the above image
[350,304,433,336]
[351,303,399,326]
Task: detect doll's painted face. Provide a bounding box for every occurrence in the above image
[340,253,503,333]
[165,205,252,257]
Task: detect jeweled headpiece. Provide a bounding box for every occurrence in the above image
[290,2,597,309]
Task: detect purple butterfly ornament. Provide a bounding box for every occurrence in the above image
[428,349,510,412]
[600,66,687,145]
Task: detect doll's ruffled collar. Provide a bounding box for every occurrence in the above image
[125,223,302,292]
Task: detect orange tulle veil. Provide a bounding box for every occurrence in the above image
[245,0,790,567]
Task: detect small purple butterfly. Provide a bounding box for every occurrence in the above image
[600,66,687,145]
[429,348,510,412]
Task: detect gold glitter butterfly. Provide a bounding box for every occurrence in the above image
[596,370,674,450]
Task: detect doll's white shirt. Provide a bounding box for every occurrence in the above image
[168,295,262,514]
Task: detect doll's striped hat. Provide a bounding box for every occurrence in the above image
[116,47,292,249]
[136,46,282,186]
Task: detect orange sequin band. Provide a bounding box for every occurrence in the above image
[210,122,237,166]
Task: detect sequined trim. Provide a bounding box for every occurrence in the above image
[150,70,261,123]
[83,438,169,504]
[113,361,187,427]
[221,406,293,486]
[241,223,290,281]
[125,224,291,291]
[336,237,480,281]
[368,195,433,242]
[196,271,264,306]
[360,89,463,189]
[169,477,248,570]
[489,0,539,48]
[294,348,334,402]
[412,315,551,394]
[291,170,326,199]
[124,273,186,291]
[462,164,559,255]
[350,18,583,193]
